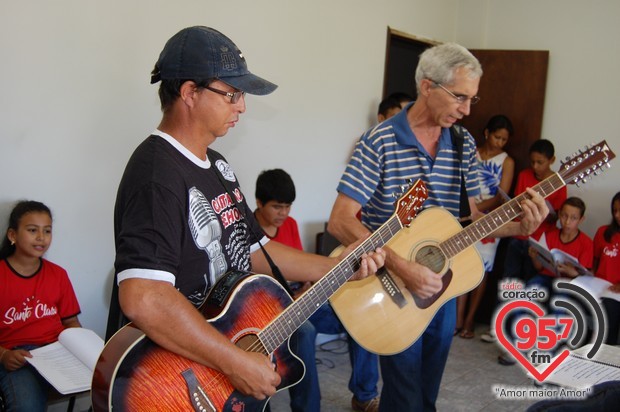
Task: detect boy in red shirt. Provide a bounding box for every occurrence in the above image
[528,197,593,287]
[499,197,592,365]
[254,168,319,412]
[504,139,568,280]
[254,169,380,412]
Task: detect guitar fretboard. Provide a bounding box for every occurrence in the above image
[258,216,403,354]
[440,173,565,259]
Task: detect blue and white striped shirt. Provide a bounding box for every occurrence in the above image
[337,105,480,231]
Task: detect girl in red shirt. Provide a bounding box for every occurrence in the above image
[593,191,620,345]
[0,201,81,411]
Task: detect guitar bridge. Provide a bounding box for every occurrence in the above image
[181,368,216,412]
[377,267,407,308]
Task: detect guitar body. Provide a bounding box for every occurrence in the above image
[330,207,484,355]
[91,272,304,412]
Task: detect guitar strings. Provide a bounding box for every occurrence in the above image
[439,174,563,261]
[254,217,403,354]
[195,187,420,394]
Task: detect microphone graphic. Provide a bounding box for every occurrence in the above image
[188,187,227,284]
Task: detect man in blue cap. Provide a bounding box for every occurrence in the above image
[112,26,385,410]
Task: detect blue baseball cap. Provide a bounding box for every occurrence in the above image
[150,26,277,95]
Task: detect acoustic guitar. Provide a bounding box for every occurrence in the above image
[90,180,427,412]
[329,141,615,355]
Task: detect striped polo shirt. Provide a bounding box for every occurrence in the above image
[337,104,480,231]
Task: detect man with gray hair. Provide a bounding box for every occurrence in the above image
[328,42,548,411]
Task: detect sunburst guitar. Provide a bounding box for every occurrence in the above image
[329,140,616,355]
[90,180,427,412]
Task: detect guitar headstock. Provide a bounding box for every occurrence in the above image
[395,179,427,227]
[559,140,616,187]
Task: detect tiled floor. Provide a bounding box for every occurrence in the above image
[269,326,539,411]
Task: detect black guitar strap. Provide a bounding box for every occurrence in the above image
[450,124,472,222]
[207,151,294,297]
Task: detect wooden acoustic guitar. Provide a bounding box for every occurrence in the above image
[329,140,615,355]
[90,180,427,412]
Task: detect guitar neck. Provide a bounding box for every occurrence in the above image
[258,216,402,354]
[440,172,565,259]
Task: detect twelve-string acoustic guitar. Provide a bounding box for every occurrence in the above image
[329,140,615,355]
[90,180,427,411]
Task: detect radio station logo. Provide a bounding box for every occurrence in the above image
[494,278,607,383]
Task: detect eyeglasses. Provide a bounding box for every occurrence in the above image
[432,81,480,105]
[204,84,246,104]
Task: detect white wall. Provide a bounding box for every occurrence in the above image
[1,0,619,339]
[456,0,620,236]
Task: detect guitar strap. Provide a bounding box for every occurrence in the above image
[450,125,472,224]
[207,151,294,297]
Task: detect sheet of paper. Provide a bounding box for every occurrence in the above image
[544,354,620,389]
[58,327,104,370]
[571,276,620,302]
[26,328,104,394]
[573,343,620,366]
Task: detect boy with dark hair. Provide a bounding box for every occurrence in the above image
[254,169,380,411]
[256,168,296,205]
[528,196,593,285]
[255,169,301,250]
[254,168,319,411]
[499,197,592,365]
[377,92,413,122]
[505,138,567,278]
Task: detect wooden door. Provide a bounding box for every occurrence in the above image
[463,49,549,177]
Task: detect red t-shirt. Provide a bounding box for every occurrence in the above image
[269,216,303,251]
[0,258,81,349]
[594,225,620,284]
[539,228,593,278]
[515,168,567,241]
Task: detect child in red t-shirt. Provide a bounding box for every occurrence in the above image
[254,168,381,410]
[503,139,567,281]
[0,200,82,411]
[498,197,592,366]
[593,191,620,344]
[528,197,593,295]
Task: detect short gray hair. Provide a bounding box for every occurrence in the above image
[414,43,482,93]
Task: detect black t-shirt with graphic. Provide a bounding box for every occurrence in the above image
[114,134,263,307]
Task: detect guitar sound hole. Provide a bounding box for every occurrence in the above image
[415,245,446,273]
